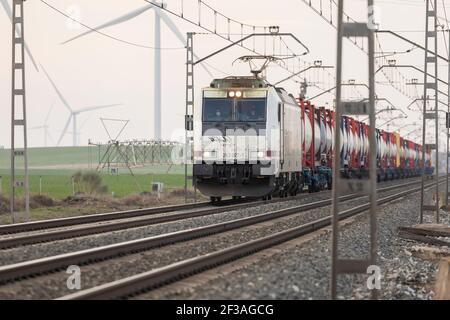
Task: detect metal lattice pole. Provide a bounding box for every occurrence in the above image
[331,0,378,300]
[446,29,450,207]
[185,32,196,203]
[420,0,439,223]
[10,0,30,223]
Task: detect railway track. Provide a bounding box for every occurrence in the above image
[0,179,421,249]
[0,199,226,235]
[0,178,428,285]
[0,177,422,236]
[57,179,445,300]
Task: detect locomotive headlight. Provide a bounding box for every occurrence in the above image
[257,151,264,158]
[203,151,216,158]
[228,91,235,98]
[235,91,242,98]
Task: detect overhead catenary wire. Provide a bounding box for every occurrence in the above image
[300,0,418,100]
[441,0,450,57]
[140,0,317,85]
[40,0,332,90]
[40,0,185,50]
[431,0,449,57]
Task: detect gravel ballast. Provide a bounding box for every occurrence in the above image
[135,182,450,300]
[0,178,440,299]
[0,179,410,266]
[0,182,422,299]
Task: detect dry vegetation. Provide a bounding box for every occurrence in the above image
[0,187,206,224]
[0,171,205,223]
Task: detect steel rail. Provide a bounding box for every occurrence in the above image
[0,178,426,283]
[0,178,421,249]
[58,180,445,300]
[0,201,213,235]
[0,185,328,235]
[0,178,423,248]
[0,194,306,248]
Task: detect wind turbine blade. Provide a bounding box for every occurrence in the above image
[1,0,39,71]
[47,132,56,146]
[44,104,54,124]
[24,43,39,72]
[76,103,122,114]
[62,4,154,44]
[40,65,73,113]
[57,115,73,146]
[0,0,9,18]
[79,115,92,131]
[157,9,214,78]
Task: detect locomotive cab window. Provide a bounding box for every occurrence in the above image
[236,99,266,122]
[203,99,233,122]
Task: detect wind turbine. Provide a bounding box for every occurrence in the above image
[63,2,213,141]
[41,65,122,147]
[29,105,55,147]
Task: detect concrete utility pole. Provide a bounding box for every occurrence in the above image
[10,0,30,223]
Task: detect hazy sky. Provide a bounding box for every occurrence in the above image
[1,0,449,148]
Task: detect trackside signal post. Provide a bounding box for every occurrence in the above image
[10,0,30,223]
[331,0,378,299]
[419,0,440,224]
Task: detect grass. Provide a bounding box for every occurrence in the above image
[0,170,187,199]
[0,146,197,224]
[0,146,192,199]
[0,146,92,168]
[0,146,186,174]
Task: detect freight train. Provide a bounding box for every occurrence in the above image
[193,76,433,201]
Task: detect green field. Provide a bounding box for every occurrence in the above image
[0,146,190,199]
[0,146,93,168]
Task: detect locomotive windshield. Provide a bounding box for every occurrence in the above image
[236,99,266,122]
[203,99,233,122]
[203,97,266,122]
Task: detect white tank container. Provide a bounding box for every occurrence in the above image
[304,116,312,153]
[380,138,387,158]
[314,119,321,155]
[325,124,332,153]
